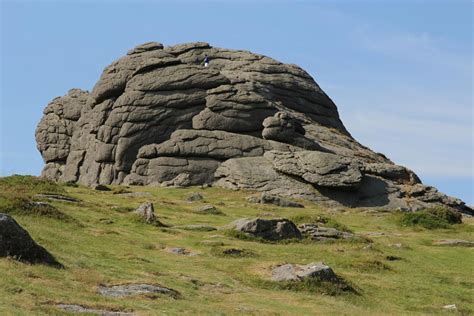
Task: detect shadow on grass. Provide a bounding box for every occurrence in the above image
[254,276,360,296]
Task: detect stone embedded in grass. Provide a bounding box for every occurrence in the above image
[99,218,114,224]
[260,193,304,208]
[91,184,111,191]
[186,192,203,201]
[134,202,166,227]
[56,304,135,315]
[117,192,152,198]
[98,283,179,298]
[169,247,188,255]
[19,201,75,222]
[246,196,260,204]
[298,224,354,241]
[33,193,80,203]
[246,193,304,208]
[194,205,224,215]
[0,213,63,268]
[219,247,254,257]
[167,247,197,256]
[272,262,337,282]
[432,239,474,247]
[178,224,217,231]
[135,202,156,223]
[229,218,302,241]
[443,304,457,310]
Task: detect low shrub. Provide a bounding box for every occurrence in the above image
[399,207,462,229]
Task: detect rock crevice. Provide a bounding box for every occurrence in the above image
[35,41,472,214]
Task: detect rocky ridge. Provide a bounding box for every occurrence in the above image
[36,41,472,214]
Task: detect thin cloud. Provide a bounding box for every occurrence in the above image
[352,26,472,75]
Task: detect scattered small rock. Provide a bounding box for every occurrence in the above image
[33,194,80,203]
[186,192,203,202]
[167,247,197,256]
[272,262,337,282]
[385,255,402,261]
[194,205,224,215]
[433,239,474,247]
[56,304,134,315]
[26,201,54,209]
[363,244,374,250]
[92,184,111,191]
[99,218,114,224]
[135,202,156,223]
[168,247,188,255]
[361,232,385,237]
[389,243,403,248]
[257,212,277,217]
[229,218,302,241]
[443,304,457,310]
[0,213,63,267]
[98,284,179,298]
[299,224,354,241]
[246,196,260,204]
[246,193,304,208]
[117,192,152,198]
[222,248,244,256]
[179,224,217,231]
[260,193,304,208]
[220,248,253,257]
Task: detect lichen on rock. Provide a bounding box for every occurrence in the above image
[35,41,472,214]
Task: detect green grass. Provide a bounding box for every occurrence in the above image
[399,207,463,229]
[290,214,353,233]
[0,175,473,315]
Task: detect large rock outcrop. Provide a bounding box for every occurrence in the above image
[35,41,472,214]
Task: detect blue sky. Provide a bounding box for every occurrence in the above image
[1,0,472,204]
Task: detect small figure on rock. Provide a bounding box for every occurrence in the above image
[203,54,209,67]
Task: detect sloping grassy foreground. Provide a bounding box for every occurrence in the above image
[0,176,473,315]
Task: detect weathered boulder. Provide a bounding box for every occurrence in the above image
[228,218,302,241]
[298,224,354,241]
[35,41,472,214]
[134,202,156,223]
[0,214,62,267]
[271,262,337,282]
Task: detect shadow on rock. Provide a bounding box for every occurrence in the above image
[0,213,63,268]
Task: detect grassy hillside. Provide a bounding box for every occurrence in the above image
[0,176,473,315]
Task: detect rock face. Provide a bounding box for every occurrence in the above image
[36,41,472,214]
[0,213,62,267]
